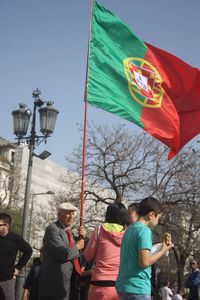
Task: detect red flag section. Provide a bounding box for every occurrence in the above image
[141,43,200,159]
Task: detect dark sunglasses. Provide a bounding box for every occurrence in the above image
[0,224,7,227]
[190,262,197,265]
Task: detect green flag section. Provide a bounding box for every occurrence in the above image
[87,1,200,159]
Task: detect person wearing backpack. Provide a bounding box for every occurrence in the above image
[84,203,129,300]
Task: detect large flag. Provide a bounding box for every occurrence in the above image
[87,1,200,159]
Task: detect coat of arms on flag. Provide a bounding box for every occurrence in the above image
[123,57,164,108]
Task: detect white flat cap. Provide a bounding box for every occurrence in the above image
[58,202,78,211]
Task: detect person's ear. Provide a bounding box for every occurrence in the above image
[148,211,155,219]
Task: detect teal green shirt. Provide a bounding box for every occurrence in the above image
[116,222,152,295]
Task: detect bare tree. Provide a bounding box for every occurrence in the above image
[64,123,161,229]
[67,123,158,202]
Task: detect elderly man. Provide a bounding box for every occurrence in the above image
[38,202,86,300]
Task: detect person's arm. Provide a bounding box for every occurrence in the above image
[137,226,173,268]
[44,225,83,263]
[80,266,92,277]
[13,268,20,276]
[139,242,173,268]
[79,226,87,239]
[193,271,200,287]
[22,288,29,300]
[14,235,32,271]
[185,274,192,288]
[185,272,200,288]
[169,288,173,297]
[23,266,36,290]
[83,226,100,261]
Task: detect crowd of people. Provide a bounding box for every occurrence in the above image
[0,198,199,300]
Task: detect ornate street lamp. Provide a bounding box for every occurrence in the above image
[12,89,59,300]
[12,89,59,240]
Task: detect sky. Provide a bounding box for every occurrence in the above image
[1,0,200,166]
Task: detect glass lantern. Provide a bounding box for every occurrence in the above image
[12,104,31,137]
[39,102,59,136]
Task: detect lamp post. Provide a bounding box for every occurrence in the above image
[12,89,59,240]
[12,89,59,300]
[28,191,55,243]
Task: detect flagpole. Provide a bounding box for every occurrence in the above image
[80,0,94,227]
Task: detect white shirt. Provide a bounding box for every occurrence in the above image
[162,286,173,300]
[173,294,182,300]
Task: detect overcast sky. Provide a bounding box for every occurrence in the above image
[1,0,200,165]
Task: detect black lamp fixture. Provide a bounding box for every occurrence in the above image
[12,88,59,145]
[12,103,32,138]
[39,101,59,136]
[33,150,52,160]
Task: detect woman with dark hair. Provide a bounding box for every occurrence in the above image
[83,202,129,300]
[22,247,43,300]
[22,257,42,300]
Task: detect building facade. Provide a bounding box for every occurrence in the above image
[0,137,72,250]
[0,137,16,207]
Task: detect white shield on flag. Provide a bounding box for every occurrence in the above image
[133,71,148,92]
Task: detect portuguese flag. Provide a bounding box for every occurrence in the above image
[87,1,200,159]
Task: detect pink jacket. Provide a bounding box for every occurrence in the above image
[84,224,125,281]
